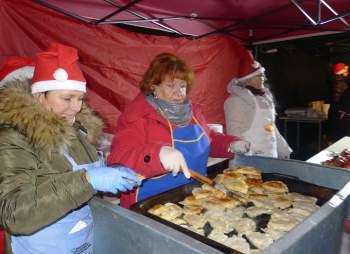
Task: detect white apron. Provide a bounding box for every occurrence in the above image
[242,94,278,158]
[11,152,103,254]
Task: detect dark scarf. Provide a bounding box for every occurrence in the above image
[246,85,266,96]
[146,95,192,127]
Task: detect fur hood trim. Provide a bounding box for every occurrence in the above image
[0,80,103,154]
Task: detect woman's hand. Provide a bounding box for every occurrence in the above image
[159,146,191,178]
[229,140,251,154]
[86,166,140,194]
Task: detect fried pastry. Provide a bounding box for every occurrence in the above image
[192,187,213,199]
[245,231,274,250]
[232,166,262,179]
[222,178,249,194]
[183,214,208,229]
[148,203,183,221]
[183,205,203,215]
[245,206,273,218]
[206,217,235,233]
[262,181,289,193]
[288,192,318,204]
[271,196,293,209]
[202,196,240,210]
[248,193,271,208]
[232,218,256,235]
[170,218,187,225]
[222,169,246,180]
[179,195,202,206]
[263,228,286,241]
[267,215,299,232]
[225,206,245,218]
[208,229,229,243]
[223,236,250,254]
[148,204,165,216]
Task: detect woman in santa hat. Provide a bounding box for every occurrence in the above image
[0,43,140,254]
[224,48,292,159]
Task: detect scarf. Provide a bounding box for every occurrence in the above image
[246,85,266,96]
[146,95,192,127]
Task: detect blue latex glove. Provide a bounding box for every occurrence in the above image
[86,166,140,194]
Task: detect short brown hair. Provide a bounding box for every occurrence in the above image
[140,53,194,95]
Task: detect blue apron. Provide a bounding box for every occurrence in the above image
[11,153,103,254]
[137,117,210,201]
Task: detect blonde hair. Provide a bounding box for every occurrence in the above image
[140,53,194,95]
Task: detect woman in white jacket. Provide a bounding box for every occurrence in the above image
[224,51,292,159]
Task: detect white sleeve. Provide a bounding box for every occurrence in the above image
[224,95,253,137]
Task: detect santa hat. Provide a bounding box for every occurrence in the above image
[31,42,86,94]
[0,57,35,86]
[333,62,349,77]
[229,48,265,88]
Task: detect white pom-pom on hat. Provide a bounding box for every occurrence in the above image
[53,68,68,81]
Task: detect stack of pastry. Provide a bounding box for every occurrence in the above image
[148,166,320,254]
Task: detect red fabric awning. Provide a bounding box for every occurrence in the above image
[33,0,350,44]
[0,0,250,132]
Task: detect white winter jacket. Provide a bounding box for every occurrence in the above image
[224,84,292,158]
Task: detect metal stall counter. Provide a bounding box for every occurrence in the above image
[90,198,223,254]
[305,136,350,254]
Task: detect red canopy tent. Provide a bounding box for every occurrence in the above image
[32,0,350,44]
[2,0,349,132]
[0,0,241,131]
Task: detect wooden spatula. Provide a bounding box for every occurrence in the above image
[187,168,231,195]
[187,168,214,185]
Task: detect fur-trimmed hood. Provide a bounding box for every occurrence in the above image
[0,79,104,155]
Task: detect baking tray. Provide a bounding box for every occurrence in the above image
[131,173,337,254]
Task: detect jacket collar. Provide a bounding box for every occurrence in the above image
[123,93,205,127]
[123,93,168,124]
[0,80,103,155]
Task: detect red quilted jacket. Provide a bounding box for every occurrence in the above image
[107,93,241,208]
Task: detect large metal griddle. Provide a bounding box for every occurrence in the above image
[131,171,336,254]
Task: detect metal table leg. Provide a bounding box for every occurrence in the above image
[318,121,322,151]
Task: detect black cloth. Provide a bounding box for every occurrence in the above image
[245,85,266,96]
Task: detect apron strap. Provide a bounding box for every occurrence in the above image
[63,152,103,172]
[63,152,78,169]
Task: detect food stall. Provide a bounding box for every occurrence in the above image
[90,155,350,254]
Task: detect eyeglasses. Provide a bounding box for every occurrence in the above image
[161,79,187,90]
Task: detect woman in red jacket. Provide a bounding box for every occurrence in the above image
[107,53,250,208]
